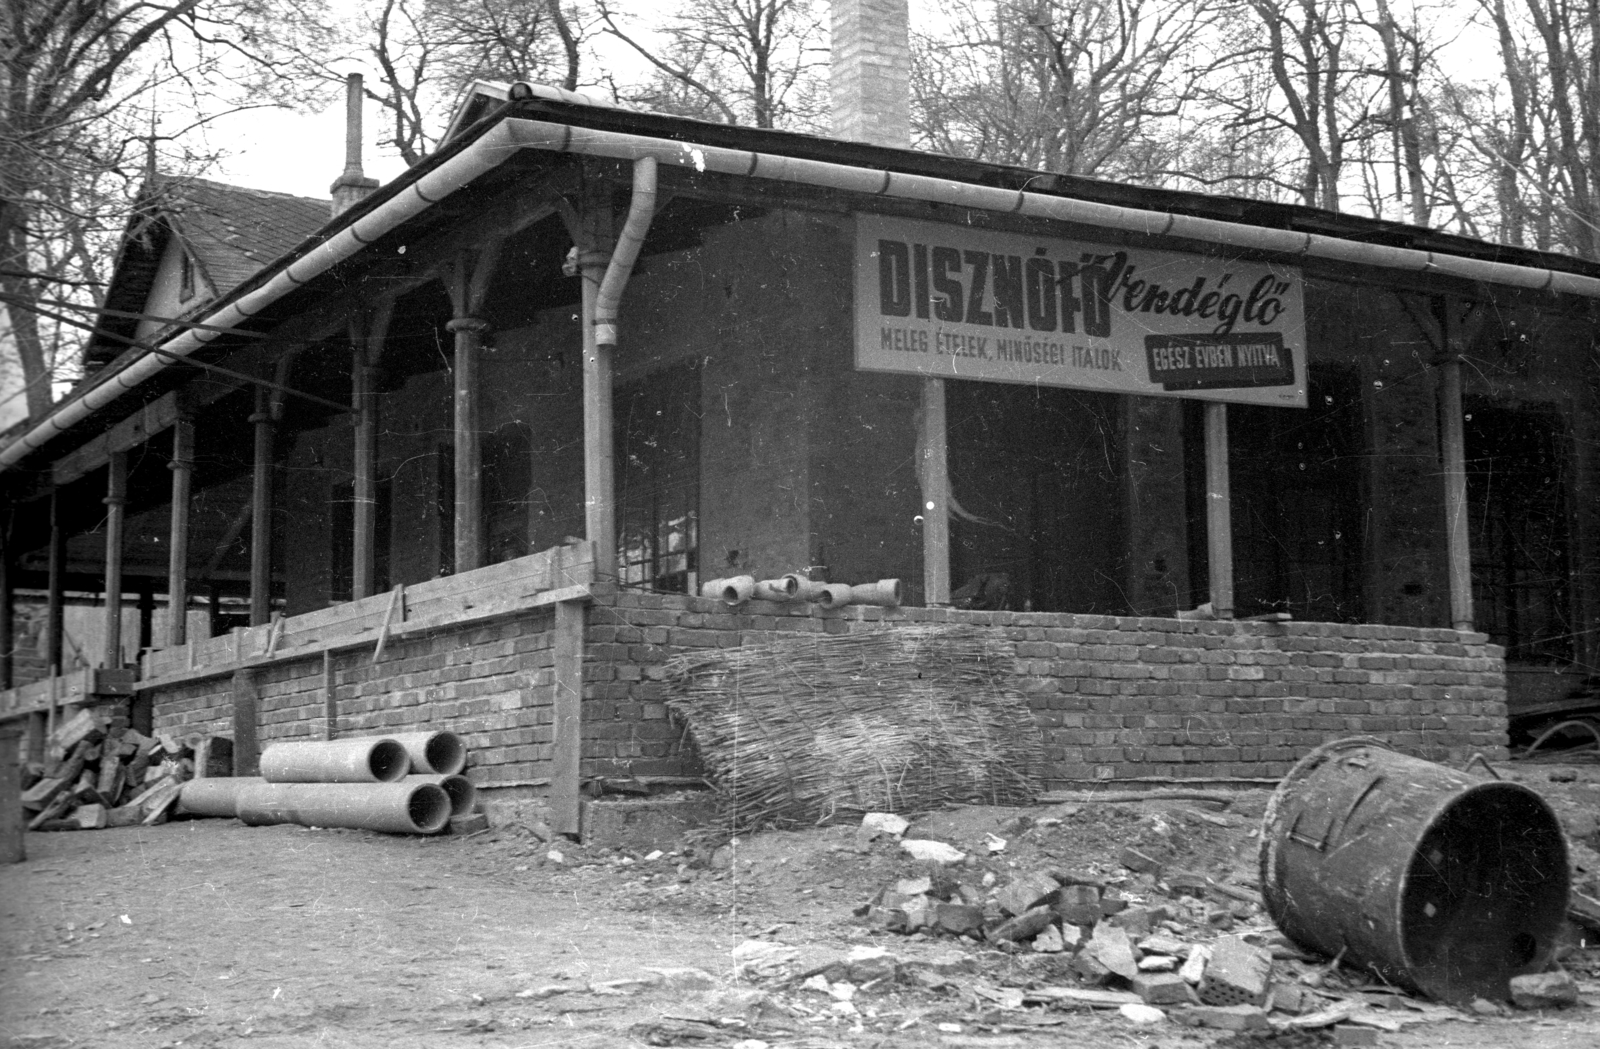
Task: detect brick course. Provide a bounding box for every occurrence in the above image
[146,591,1507,802]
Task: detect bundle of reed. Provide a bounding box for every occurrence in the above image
[664,625,1041,831]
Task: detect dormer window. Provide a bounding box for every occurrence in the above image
[179,249,196,302]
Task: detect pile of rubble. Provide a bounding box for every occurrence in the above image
[17,709,227,830]
[832,810,1588,1035]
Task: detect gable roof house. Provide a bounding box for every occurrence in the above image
[1,9,1597,852]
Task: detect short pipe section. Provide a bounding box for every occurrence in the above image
[849,579,902,607]
[236,782,452,835]
[407,774,477,818]
[259,738,411,783]
[177,777,265,818]
[387,731,467,776]
[752,577,798,602]
[816,583,853,609]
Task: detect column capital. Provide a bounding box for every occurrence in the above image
[446,317,489,334]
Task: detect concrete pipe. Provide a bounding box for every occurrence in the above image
[177,777,265,818]
[259,737,410,783]
[408,774,477,817]
[849,579,902,607]
[816,583,854,608]
[385,731,468,775]
[698,577,728,599]
[236,781,452,835]
[783,574,829,602]
[718,575,756,605]
[752,577,798,602]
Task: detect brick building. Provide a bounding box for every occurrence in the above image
[2,22,1597,829]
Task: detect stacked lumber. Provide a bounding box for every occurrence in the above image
[17,710,232,831]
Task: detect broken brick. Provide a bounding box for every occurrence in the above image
[1132,971,1191,1005]
[995,872,1060,917]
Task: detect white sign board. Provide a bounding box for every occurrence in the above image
[854,214,1307,407]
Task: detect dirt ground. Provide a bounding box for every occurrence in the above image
[4,759,1598,1049]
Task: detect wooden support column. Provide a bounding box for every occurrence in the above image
[920,378,951,605]
[249,387,274,626]
[0,520,12,690]
[47,489,65,674]
[102,451,127,668]
[574,203,617,582]
[445,246,502,576]
[1439,353,1474,632]
[167,408,194,645]
[231,668,260,775]
[322,650,338,740]
[1203,402,1235,619]
[351,304,392,598]
[551,598,585,837]
[0,721,22,864]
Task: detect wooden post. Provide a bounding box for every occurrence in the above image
[102,451,127,668]
[0,520,12,690]
[552,598,584,837]
[322,649,338,739]
[47,489,65,675]
[230,668,259,775]
[167,409,194,645]
[920,378,951,605]
[1203,402,1235,619]
[1439,355,1474,632]
[351,305,392,598]
[249,386,274,626]
[0,722,22,864]
[449,316,487,574]
[577,207,617,582]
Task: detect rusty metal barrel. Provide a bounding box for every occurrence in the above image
[1260,737,1569,1004]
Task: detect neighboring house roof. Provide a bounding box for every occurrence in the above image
[84,176,329,371]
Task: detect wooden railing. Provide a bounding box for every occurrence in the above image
[0,541,596,717]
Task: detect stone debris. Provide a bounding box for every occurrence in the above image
[898,838,964,865]
[1509,970,1580,1009]
[17,715,220,831]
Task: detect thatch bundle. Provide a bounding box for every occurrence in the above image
[664,625,1041,830]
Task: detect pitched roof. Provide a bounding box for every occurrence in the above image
[84,176,329,371]
[152,176,330,296]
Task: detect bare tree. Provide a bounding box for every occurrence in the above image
[911,0,1226,179]
[596,0,828,130]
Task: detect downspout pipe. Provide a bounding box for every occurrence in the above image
[594,156,658,347]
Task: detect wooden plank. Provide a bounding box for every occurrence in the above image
[52,393,180,486]
[1203,401,1234,619]
[551,597,585,837]
[230,670,259,776]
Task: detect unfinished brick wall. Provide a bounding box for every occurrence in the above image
[148,610,560,791]
[583,593,1508,786]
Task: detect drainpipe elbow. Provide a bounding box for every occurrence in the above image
[594,156,659,348]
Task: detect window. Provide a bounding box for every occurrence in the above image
[615,361,700,592]
[483,423,533,564]
[178,249,197,303]
[1465,402,1573,664]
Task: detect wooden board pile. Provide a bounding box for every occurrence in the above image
[17,709,232,831]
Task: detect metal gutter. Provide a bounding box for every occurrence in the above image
[7,114,1600,474]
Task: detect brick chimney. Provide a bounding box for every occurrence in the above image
[830,0,911,148]
[330,73,379,216]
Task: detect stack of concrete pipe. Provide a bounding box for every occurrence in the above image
[176,731,475,835]
[700,573,901,610]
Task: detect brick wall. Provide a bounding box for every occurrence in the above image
[584,593,1509,786]
[141,590,1507,811]
[150,610,561,791]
